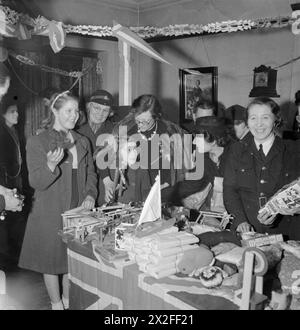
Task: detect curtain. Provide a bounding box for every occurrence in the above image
[9,51,49,139]
[81,56,103,101]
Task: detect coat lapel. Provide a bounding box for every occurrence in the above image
[72,131,88,165]
[240,136,259,163]
[264,136,283,164]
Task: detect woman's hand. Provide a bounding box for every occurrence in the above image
[47,147,64,172]
[236,221,253,233]
[103,177,115,203]
[3,189,23,212]
[160,182,169,190]
[257,208,277,225]
[81,195,95,210]
[278,205,300,216]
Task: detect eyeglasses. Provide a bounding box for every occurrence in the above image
[135,118,153,126]
[89,103,110,113]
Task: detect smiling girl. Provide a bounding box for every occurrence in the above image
[19,91,97,310]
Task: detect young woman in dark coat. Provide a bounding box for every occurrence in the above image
[0,96,22,190]
[0,63,23,267]
[163,116,234,211]
[18,91,97,309]
[0,96,26,262]
[224,97,300,239]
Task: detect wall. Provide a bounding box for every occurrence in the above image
[136,0,300,127]
[30,0,138,26]
[10,0,300,127]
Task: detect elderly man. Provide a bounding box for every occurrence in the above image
[77,90,115,205]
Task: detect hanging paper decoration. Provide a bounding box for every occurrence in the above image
[33,16,66,53]
[9,50,82,77]
[33,15,50,36]
[112,22,171,65]
[15,21,31,40]
[48,21,66,53]
[0,3,299,51]
[0,7,16,37]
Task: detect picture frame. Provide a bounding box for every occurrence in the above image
[179,66,218,123]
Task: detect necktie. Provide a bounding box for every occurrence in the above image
[258,144,265,161]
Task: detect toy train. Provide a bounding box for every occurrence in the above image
[60,203,142,244]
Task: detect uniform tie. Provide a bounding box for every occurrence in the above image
[258,143,265,161]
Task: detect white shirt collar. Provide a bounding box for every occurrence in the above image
[254,133,275,156]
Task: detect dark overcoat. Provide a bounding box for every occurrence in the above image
[0,120,22,189]
[224,134,300,238]
[18,129,97,274]
[77,120,114,206]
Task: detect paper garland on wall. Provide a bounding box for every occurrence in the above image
[0,3,299,52]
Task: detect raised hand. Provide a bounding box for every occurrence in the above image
[47,147,64,172]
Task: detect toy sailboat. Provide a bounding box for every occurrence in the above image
[137,172,161,226]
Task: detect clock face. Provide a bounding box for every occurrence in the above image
[255,72,268,87]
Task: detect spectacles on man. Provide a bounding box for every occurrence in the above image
[89,103,110,113]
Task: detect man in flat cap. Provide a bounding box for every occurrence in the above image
[77,90,115,205]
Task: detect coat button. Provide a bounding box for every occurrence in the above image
[241,169,245,172]
[260,192,264,196]
[285,173,289,177]
[262,166,267,170]
[260,179,266,184]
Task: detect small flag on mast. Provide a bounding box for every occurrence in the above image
[137,172,161,226]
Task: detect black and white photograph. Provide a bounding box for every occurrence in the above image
[179,66,218,123]
[0,0,300,313]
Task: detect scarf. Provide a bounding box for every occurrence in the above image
[88,119,103,134]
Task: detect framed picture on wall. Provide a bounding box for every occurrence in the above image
[179,66,218,123]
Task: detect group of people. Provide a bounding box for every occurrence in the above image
[0,60,300,309]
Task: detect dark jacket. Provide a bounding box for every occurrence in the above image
[19,129,97,274]
[0,120,22,189]
[0,195,4,212]
[120,118,190,203]
[224,135,300,236]
[77,119,114,206]
[162,146,231,207]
